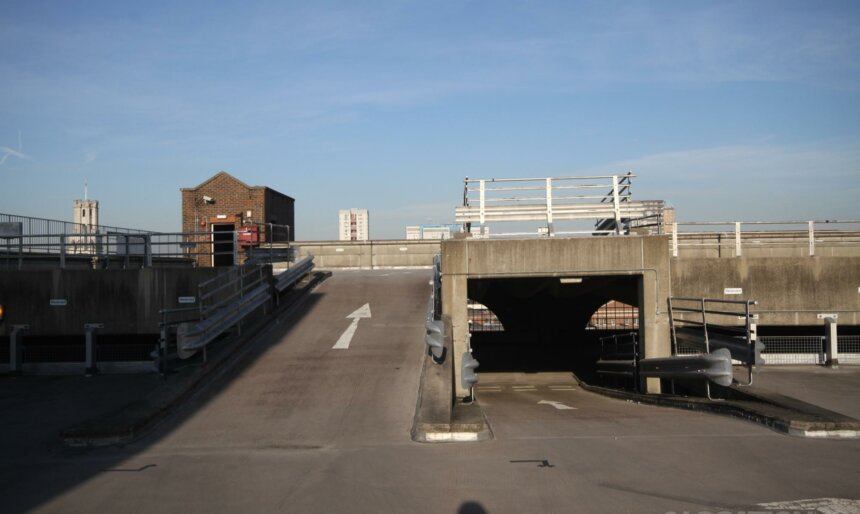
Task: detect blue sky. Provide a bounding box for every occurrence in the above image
[1,0,858,239]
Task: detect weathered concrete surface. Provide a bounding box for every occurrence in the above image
[670,257,860,325]
[0,268,222,336]
[293,240,439,269]
[442,236,672,397]
[4,273,860,514]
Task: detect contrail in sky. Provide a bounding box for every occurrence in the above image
[0,130,29,166]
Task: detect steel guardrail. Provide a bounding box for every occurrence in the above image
[176,282,271,358]
[274,256,314,293]
[175,256,315,359]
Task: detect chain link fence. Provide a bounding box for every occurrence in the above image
[758,334,860,365]
[839,335,860,364]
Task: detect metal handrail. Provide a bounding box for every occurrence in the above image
[669,220,860,257]
[175,256,315,359]
[274,256,314,293]
[458,173,665,238]
[668,296,760,388]
[1,225,293,270]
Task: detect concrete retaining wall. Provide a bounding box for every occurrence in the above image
[293,240,440,269]
[670,257,860,326]
[0,268,221,336]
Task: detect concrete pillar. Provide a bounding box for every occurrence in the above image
[441,239,473,401]
[639,275,664,394]
[824,317,839,367]
[9,324,29,374]
[84,323,103,375]
[444,273,471,400]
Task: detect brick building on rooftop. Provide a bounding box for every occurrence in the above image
[180,171,295,267]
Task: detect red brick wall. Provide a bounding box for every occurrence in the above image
[181,173,293,266]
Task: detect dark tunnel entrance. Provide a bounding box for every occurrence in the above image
[467,275,643,384]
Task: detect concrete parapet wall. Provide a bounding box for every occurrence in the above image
[0,268,221,336]
[670,257,860,326]
[446,236,670,278]
[293,240,440,269]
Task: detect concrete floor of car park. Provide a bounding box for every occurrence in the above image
[1,270,858,513]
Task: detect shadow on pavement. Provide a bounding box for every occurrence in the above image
[0,284,325,513]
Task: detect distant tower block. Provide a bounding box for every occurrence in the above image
[339,208,369,241]
[72,183,99,253]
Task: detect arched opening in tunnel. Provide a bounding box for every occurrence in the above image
[467,275,643,384]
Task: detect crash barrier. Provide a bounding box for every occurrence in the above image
[639,349,734,400]
[595,331,734,397]
[424,255,445,364]
[158,257,314,371]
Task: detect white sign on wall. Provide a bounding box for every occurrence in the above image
[724,288,743,295]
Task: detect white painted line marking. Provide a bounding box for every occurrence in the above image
[332,303,372,350]
[538,400,577,410]
[758,498,860,512]
[425,432,479,442]
[549,386,576,391]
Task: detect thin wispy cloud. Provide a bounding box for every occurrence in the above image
[0,2,857,236]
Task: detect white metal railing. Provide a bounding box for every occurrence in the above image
[455,173,664,237]
[669,220,860,258]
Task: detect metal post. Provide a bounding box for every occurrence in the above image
[84,323,104,375]
[743,300,756,386]
[478,179,486,234]
[668,297,677,356]
[268,223,274,263]
[159,326,169,376]
[808,220,815,257]
[612,175,622,235]
[734,222,742,257]
[233,230,240,266]
[701,298,710,353]
[60,234,66,269]
[545,177,554,237]
[825,317,839,367]
[123,235,130,269]
[144,234,153,267]
[671,223,678,258]
[9,324,29,374]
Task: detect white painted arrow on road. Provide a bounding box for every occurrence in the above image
[332,303,372,350]
[538,400,577,410]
